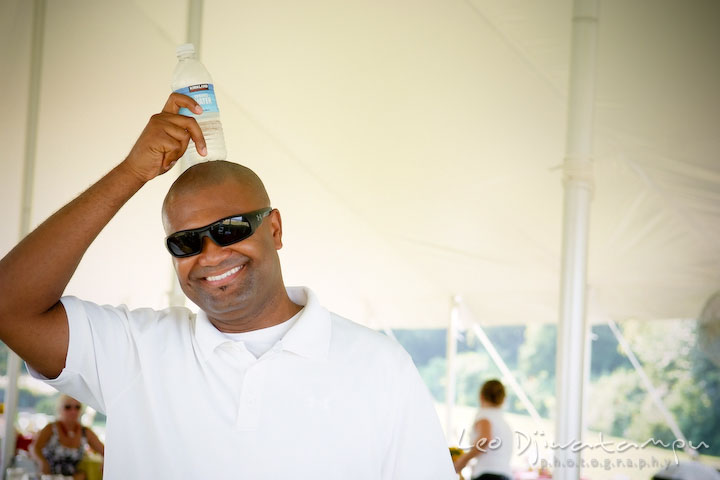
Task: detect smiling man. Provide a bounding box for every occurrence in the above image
[0,94,455,479]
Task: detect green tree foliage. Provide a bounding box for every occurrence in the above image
[0,342,8,375]
[418,355,446,402]
[454,352,496,406]
[587,319,720,456]
[396,326,523,406]
[418,351,510,408]
[586,369,645,436]
[392,329,447,367]
[395,320,720,457]
[589,325,627,378]
[471,326,525,371]
[0,387,55,411]
[516,324,556,418]
[34,394,60,416]
[683,348,720,455]
[392,326,524,370]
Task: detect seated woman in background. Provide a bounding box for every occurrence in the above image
[31,395,104,479]
[453,379,513,480]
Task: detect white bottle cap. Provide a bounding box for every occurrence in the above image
[176,43,196,57]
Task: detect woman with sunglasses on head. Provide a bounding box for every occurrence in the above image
[31,395,104,479]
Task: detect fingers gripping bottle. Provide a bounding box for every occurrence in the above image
[172,43,227,167]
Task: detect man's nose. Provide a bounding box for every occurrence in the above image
[196,236,232,265]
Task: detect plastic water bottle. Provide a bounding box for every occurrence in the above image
[171,43,227,167]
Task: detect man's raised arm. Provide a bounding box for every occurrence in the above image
[0,93,206,379]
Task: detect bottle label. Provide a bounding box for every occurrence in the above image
[174,83,220,116]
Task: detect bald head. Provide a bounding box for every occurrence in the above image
[162,161,270,230]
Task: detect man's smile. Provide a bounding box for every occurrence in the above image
[202,264,246,287]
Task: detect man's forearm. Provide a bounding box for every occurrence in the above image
[0,93,204,376]
[0,161,145,319]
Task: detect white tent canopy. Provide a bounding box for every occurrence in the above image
[2,0,719,328]
[2,1,719,477]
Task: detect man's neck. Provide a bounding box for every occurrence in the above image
[208,292,302,334]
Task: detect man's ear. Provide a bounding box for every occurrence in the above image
[269,209,283,250]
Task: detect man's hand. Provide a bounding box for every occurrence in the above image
[122,93,207,183]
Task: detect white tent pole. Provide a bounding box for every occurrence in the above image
[445,296,459,439]
[582,323,593,436]
[2,0,46,473]
[555,0,598,479]
[186,0,204,57]
[607,319,697,458]
[167,0,205,308]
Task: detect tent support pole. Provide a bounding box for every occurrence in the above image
[186,0,204,56]
[2,0,47,472]
[555,0,598,479]
[167,0,206,308]
[607,319,696,457]
[445,296,460,440]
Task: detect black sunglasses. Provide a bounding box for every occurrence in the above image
[165,208,273,258]
[64,404,82,411]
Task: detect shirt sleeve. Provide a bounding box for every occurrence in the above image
[382,349,457,480]
[26,296,143,414]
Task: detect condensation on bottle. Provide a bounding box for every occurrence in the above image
[171,43,227,168]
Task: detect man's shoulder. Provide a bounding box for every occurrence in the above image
[61,295,196,333]
[327,312,412,365]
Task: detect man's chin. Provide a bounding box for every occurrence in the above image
[190,289,254,317]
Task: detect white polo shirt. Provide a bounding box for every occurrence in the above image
[32,287,455,479]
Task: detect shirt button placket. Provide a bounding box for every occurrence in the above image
[236,364,262,431]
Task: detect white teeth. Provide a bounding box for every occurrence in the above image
[206,266,241,282]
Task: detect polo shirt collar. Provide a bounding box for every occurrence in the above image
[194,286,331,362]
[281,286,331,359]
